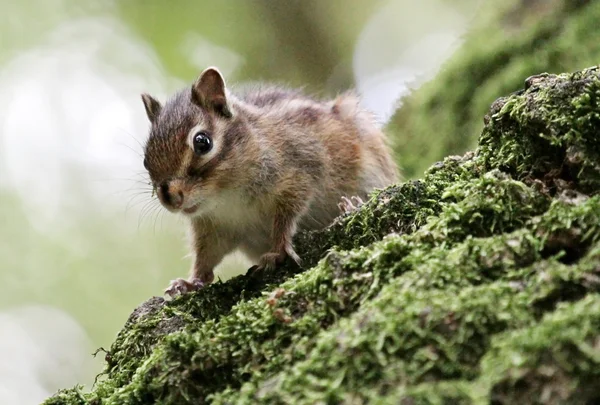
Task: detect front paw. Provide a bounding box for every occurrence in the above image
[164,278,205,297]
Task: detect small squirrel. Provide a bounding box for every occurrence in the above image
[141,67,399,296]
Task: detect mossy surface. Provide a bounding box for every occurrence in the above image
[387,0,600,179]
[44,67,600,404]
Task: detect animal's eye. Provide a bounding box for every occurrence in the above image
[143,157,149,170]
[193,131,212,155]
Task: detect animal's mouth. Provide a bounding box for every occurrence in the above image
[182,204,200,214]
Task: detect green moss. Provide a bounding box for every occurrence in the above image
[248,282,532,403]
[209,195,600,404]
[43,66,600,404]
[423,169,550,244]
[379,380,476,405]
[42,387,87,405]
[481,293,600,405]
[479,67,600,194]
[387,0,600,179]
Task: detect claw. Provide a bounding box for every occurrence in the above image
[246,264,265,280]
[338,196,354,214]
[164,278,204,297]
[351,196,364,206]
[338,195,365,215]
[259,252,284,271]
[247,251,288,279]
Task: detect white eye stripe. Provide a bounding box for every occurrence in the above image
[183,124,221,173]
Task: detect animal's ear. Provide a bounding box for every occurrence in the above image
[191,67,233,118]
[141,93,162,124]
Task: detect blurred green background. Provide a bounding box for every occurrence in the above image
[3,0,600,403]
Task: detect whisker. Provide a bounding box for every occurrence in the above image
[111,186,152,196]
[111,188,153,204]
[125,194,153,213]
[159,209,166,232]
[91,177,151,185]
[115,127,146,153]
[115,141,144,159]
[138,200,158,230]
[152,204,163,235]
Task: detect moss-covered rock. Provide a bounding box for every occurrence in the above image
[44,67,600,404]
[387,0,600,179]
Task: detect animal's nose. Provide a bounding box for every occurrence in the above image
[158,181,184,209]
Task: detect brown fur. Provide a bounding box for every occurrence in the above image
[141,67,400,296]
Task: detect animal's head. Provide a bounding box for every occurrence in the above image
[141,67,250,216]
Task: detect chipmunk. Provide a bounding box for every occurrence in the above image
[141,67,399,297]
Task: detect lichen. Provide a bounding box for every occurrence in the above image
[44,67,600,405]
